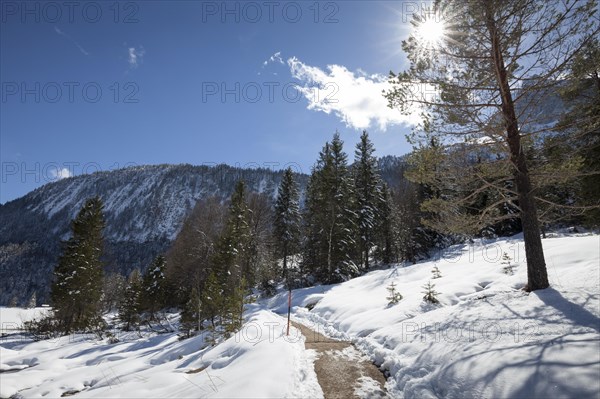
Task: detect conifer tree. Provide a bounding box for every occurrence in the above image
[274,168,301,286]
[50,197,106,332]
[373,183,398,264]
[556,38,600,226]
[119,269,142,331]
[141,255,169,319]
[180,287,201,337]
[386,282,403,305]
[200,271,224,329]
[212,180,252,288]
[224,277,247,335]
[303,133,358,283]
[301,147,330,281]
[353,131,384,270]
[422,280,441,304]
[386,1,598,290]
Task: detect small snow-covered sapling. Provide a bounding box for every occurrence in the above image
[386,282,403,305]
[501,252,514,275]
[422,280,441,304]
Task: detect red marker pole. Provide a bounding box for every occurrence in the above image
[286,289,292,336]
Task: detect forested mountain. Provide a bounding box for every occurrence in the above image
[0,164,310,305]
[0,160,410,306]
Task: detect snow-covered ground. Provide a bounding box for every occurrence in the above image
[0,306,322,398]
[267,232,600,398]
[1,307,51,330]
[1,233,598,398]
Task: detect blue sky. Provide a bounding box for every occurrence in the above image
[0,1,420,203]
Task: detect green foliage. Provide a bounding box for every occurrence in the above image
[422,280,441,304]
[386,282,403,305]
[274,167,301,286]
[118,269,143,331]
[302,133,358,283]
[555,38,600,227]
[385,0,597,291]
[50,197,106,333]
[224,277,247,335]
[199,271,223,328]
[180,287,202,338]
[140,255,169,318]
[431,265,442,279]
[353,131,385,269]
[212,180,253,287]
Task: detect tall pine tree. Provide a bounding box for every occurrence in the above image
[212,180,252,288]
[353,131,384,270]
[50,197,105,333]
[386,1,598,290]
[274,167,301,287]
[303,133,358,283]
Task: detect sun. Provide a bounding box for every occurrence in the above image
[414,15,446,48]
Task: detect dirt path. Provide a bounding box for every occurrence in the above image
[291,321,389,399]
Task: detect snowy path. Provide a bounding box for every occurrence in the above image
[291,320,389,399]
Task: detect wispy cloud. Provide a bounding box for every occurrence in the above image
[287,57,420,131]
[54,26,90,56]
[50,167,73,181]
[259,51,285,76]
[263,51,284,66]
[128,46,145,69]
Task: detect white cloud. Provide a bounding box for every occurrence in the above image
[263,51,284,67]
[50,167,73,181]
[287,57,421,131]
[128,46,145,68]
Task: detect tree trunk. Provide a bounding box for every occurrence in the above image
[283,244,288,287]
[364,240,370,270]
[485,5,549,291]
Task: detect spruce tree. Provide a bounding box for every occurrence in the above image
[119,269,142,331]
[200,271,224,329]
[180,287,202,337]
[302,147,330,281]
[353,131,384,270]
[374,183,400,265]
[303,133,358,283]
[274,167,301,287]
[50,197,106,332]
[141,255,168,319]
[212,180,252,288]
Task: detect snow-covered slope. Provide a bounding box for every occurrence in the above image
[268,233,600,398]
[1,234,598,398]
[0,305,322,398]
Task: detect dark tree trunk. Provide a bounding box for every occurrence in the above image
[485,6,549,291]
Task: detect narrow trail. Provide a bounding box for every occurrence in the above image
[291,321,389,399]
